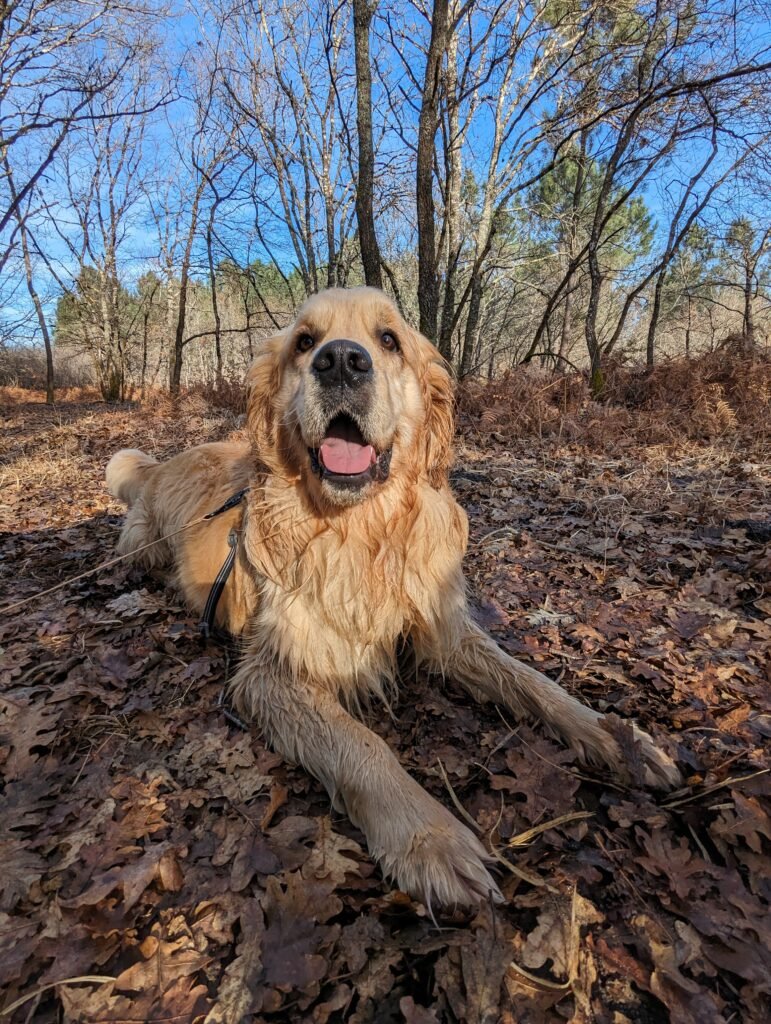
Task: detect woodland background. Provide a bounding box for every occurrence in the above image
[2,3,771,1023]
[2,0,771,402]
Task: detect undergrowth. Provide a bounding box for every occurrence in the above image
[3,350,770,448]
[457,350,771,445]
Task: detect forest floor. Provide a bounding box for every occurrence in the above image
[1,386,769,1024]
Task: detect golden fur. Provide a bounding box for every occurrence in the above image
[107,286,679,908]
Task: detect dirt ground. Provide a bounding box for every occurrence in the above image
[1,389,769,1023]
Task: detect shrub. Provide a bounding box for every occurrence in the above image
[457,350,771,444]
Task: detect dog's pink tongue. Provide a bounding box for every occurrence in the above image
[320,437,375,475]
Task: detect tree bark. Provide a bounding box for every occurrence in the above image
[646,273,665,366]
[4,158,55,403]
[353,0,382,289]
[19,218,55,403]
[685,292,692,358]
[558,134,588,365]
[743,260,755,348]
[416,0,449,341]
[206,210,223,387]
[141,307,149,395]
[460,273,483,378]
[169,184,205,394]
[437,14,461,360]
[584,248,604,394]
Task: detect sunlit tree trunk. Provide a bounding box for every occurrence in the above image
[416,0,448,341]
[352,0,382,289]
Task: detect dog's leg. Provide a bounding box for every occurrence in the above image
[230,657,502,908]
[116,497,171,570]
[419,618,680,789]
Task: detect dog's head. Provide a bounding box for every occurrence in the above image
[247,287,454,508]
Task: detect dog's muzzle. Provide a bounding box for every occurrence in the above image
[309,413,392,490]
[306,339,391,492]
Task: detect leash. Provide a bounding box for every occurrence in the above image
[197,487,252,638]
[199,527,239,639]
[1,487,251,617]
[202,487,250,521]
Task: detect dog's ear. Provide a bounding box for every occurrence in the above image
[415,332,455,488]
[246,334,284,467]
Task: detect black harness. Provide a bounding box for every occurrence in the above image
[198,487,250,639]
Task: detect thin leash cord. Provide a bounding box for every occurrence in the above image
[0,490,306,619]
[0,515,214,617]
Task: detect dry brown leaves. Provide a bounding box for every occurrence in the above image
[1,387,769,1023]
[458,350,771,446]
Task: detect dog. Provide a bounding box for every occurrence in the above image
[106,286,679,908]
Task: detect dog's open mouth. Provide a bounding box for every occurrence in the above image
[309,414,391,487]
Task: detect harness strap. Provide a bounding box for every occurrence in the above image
[199,486,251,639]
[203,486,250,520]
[200,527,239,639]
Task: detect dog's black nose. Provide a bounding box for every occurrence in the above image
[312,340,373,389]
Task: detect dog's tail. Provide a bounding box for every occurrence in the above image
[106,449,158,508]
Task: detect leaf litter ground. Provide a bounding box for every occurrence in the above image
[0,389,769,1023]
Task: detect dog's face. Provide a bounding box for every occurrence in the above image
[247,287,454,508]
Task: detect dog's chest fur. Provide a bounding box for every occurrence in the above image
[243,479,468,695]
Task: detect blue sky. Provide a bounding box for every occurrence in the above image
[4,0,771,344]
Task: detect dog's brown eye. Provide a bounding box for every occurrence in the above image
[381,331,399,351]
[296,334,315,353]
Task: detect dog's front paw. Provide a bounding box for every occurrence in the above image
[631,724,681,789]
[376,802,502,909]
[597,715,681,790]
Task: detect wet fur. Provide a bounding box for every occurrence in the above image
[107,286,679,907]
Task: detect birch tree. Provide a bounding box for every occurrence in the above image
[0,0,165,270]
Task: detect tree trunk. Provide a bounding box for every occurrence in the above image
[169,273,188,395]
[170,187,204,394]
[460,219,499,376]
[324,189,337,290]
[206,213,223,387]
[416,0,448,341]
[487,338,497,381]
[109,276,125,401]
[353,0,382,289]
[558,284,573,366]
[460,273,483,378]
[141,308,149,395]
[438,246,459,360]
[743,261,755,348]
[99,277,121,401]
[685,292,692,358]
[585,250,604,396]
[165,271,177,384]
[437,16,461,360]
[646,272,666,366]
[18,219,55,403]
[558,135,587,366]
[243,288,254,359]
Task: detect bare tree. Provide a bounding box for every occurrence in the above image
[415,0,448,341]
[640,133,767,365]
[3,157,55,401]
[353,0,383,288]
[0,1,167,270]
[720,217,771,349]
[143,46,239,394]
[41,72,155,399]
[3,0,771,392]
[214,0,356,300]
[517,2,771,387]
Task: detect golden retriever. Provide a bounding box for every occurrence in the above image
[106,286,679,908]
